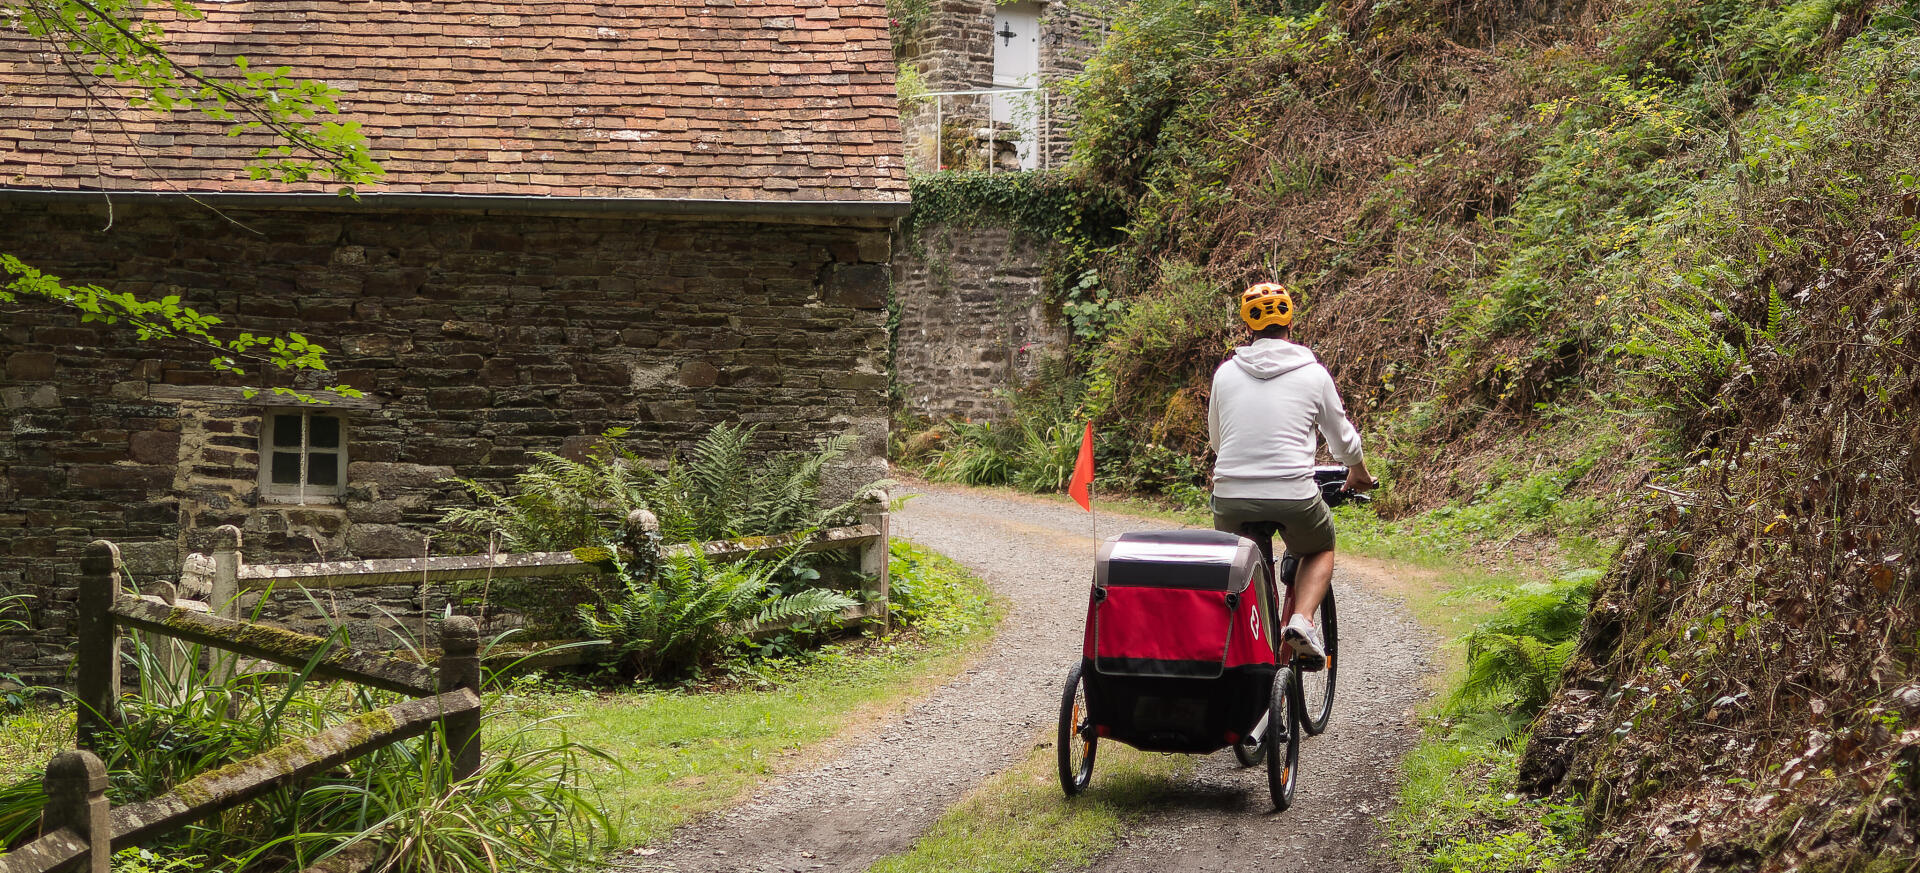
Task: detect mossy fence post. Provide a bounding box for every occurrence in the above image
[40,750,110,873]
[75,541,122,752]
[860,490,891,631]
[209,525,243,683]
[438,615,481,782]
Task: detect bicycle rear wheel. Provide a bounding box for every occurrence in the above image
[1298,588,1338,736]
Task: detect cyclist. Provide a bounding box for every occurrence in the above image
[1207,282,1376,670]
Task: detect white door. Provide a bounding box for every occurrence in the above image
[990,1,1042,169]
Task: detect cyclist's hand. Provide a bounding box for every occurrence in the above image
[1348,471,1380,492]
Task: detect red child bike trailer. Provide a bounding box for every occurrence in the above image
[1057,529,1302,810]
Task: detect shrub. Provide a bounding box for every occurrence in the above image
[576,549,857,682]
[1449,570,1599,724]
[444,423,882,551]
[885,540,997,639]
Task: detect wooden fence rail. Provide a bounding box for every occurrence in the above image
[215,502,893,661]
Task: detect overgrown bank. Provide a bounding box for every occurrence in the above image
[896,0,1920,868]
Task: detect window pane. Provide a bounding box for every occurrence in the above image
[309,415,341,449]
[306,453,338,487]
[273,414,303,447]
[271,451,302,485]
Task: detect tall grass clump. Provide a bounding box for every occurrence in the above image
[0,592,36,712]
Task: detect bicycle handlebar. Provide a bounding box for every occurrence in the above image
[1312,465,1371,509]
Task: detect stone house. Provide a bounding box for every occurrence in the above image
[884,1,1110,422]
[0,0,908,681]
[896,0,1106,172]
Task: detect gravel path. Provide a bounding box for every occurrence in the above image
[616,484,1435,873]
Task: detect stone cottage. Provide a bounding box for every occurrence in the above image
[0,0,908,681]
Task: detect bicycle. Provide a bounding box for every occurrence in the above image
[1231,465,1368,766]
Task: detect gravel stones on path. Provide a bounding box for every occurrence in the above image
[616,484,1436,873]
[616,485,1168,873]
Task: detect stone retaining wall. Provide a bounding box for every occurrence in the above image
[892,220,1065,421]
[0,199,893,682]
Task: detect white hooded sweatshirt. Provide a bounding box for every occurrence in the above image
[1208,338,1365,500]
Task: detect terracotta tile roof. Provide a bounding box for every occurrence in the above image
[0,0,908,203]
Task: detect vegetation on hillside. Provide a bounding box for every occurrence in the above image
[897,0,1920,868]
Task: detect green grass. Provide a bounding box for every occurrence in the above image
[1393,738,1587,873]
[0,702,66,782]
[1344,505,1601,873]
[496,539,1004,847]
[868,739,1192,873]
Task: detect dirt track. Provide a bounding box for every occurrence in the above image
[616,484,1436,873]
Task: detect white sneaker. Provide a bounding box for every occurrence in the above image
[1283,614,1327,671]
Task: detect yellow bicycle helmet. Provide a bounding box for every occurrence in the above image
[1239,283,1294,330]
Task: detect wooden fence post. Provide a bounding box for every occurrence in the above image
[624,509,662,581]
[209,525,243,683]
[41,750,110,873]
[76,542,123,752]
[438,616,481,782]
[859,490,891,632]
[210,525,242,621]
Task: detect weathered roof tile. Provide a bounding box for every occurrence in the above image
[0,0,908,203]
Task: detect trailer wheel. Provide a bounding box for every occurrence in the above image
[1267,666,1301,811]
[1233,735,1266,767]
[1058,665,1097,796]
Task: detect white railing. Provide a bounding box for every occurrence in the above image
[918,87,1052,174]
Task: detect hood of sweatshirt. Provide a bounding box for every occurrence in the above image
[1231,338,1319,380]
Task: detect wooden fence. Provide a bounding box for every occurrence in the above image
[0,501,889,873]
[215,501,891,667]
[1,541,483,873]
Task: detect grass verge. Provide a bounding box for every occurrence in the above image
[868,738,1192,873]
[1342,504,1605,872]
[496,539,1004,848]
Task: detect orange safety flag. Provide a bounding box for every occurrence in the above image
[1069,422,1095,511]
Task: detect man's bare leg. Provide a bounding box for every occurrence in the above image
[1292,549,1334,622]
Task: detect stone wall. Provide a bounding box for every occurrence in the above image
[892,220,1066,421]
[899,0,1106,172]
[0,199,893,682]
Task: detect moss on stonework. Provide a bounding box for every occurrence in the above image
[167,708,404,808]
[161,605,333,663]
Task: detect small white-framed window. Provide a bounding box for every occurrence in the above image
[260,411,347,504]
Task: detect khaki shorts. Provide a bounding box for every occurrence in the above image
[1211,494,1336,557]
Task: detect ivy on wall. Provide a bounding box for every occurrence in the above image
[902,171,1129,338]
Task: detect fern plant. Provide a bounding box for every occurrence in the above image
[576,548,855,680]
[443,423,882,551]
[1447,572,1596,724]
[441,440,652,553]
[1455,633,1579,717]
